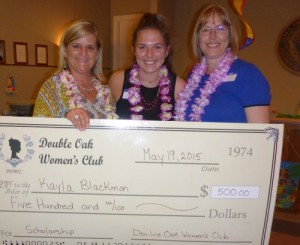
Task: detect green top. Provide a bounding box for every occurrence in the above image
[33,74,118,119]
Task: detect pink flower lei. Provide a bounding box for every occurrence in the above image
[59,70,117,119]
[175,50,236,121]
[128,64,173,120]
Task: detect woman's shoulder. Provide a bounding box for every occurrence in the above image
[111,69,126,79]
[231,58,267,77]
[169,69,185,85]
[232,58,261,71]
[39,74,61,90]
[97,82,112,93]
[108,70,125,86]
[231,59,269,85]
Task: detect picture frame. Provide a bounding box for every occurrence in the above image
[35,44,48,66]
[0,40,6,64]
[279,17,300,75]
[14,42,28,65]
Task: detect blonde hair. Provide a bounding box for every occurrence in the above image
[192,4,239,60]
[58,19,105,81]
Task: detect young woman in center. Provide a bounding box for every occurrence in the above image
[108,13,185,121]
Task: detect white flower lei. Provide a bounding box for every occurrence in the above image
[175,50,235,121]
[59,70,117,119]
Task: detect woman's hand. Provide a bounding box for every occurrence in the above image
[66,108,90,131]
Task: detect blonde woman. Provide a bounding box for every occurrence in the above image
[33,20,118,130]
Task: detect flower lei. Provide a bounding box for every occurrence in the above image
[128,64,173,120]
[59,70,117,119]
[175,50,236,121]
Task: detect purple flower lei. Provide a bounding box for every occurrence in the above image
[128,64,173,120]
[174,50,236,121]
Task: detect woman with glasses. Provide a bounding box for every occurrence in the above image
[175,4,271,123]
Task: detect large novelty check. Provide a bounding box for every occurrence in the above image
[0,117,283,245]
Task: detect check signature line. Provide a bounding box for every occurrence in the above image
[136,202,198,212]
[0,209,205,218]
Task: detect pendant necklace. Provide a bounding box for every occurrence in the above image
[139,75,160,86]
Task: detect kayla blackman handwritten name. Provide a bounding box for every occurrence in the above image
[38,137,103,166]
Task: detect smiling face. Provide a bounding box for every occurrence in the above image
[199,14,230,64]
[134,28,170,78]
[65,33,99,78]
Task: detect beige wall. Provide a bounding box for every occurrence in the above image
[111,0,152,15]
[0,0,299,115]
[0,0,111,113]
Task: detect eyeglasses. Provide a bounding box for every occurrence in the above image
[199,25,229,36]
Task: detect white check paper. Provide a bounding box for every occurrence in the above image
[0,117,283,245]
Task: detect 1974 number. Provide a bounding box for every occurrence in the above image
[228,147,253,157]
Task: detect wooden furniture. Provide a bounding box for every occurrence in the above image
[7,100,35,116]
[271,118,300,235]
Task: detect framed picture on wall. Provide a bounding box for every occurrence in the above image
[14,42,28,65]
[0,40,5,64]
[279,17,300,75]
[35,44,48,66]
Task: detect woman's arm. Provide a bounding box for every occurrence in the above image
[33,78,61,118]
[174,76,186,101]
[245,106,270,123]
[108,70,125,102]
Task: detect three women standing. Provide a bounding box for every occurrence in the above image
[34,5,271,126]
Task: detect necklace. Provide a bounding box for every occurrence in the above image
[59,70,118,119]
[139,75,160,85]
[128,64,173,120]
[77,81,95,94]
[174,49,235,121]
[141,86,161,112]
